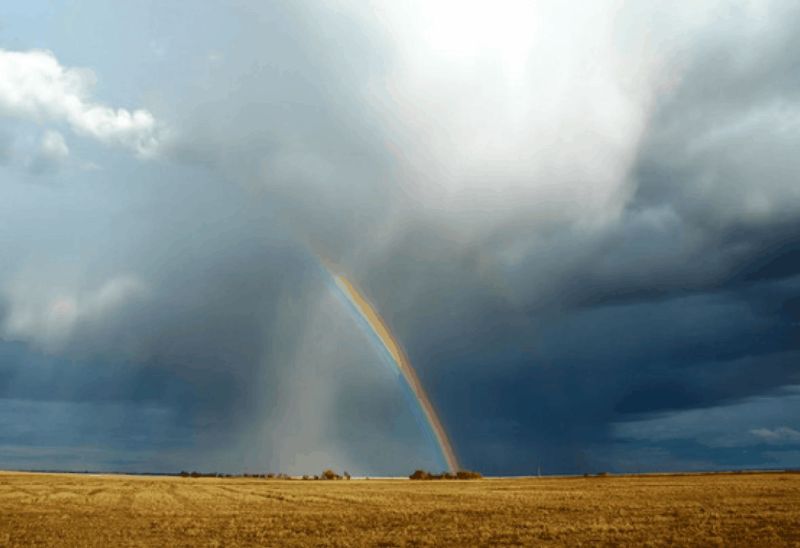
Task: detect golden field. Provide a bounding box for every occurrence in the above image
[1,471,799,546]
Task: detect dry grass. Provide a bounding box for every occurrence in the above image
[1,471,799,546]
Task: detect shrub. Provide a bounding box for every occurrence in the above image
[456,470,483,480]
[321,469,341,480]
[410,469,482,480]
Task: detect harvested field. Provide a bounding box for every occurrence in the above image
[1,471,798,546]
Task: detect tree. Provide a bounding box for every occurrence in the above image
[410,470,430,480]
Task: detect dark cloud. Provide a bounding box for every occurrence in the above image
[1,1,800,475]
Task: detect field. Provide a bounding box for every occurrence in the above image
[1,471,799,546]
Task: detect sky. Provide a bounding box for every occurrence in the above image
[0,0,799,476]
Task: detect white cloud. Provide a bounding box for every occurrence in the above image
[1,275,146,352]
[28,130,69,174]
[613,386,800,448]
[751,427,800,445]
[354,0,656,232]
[40,130,69,159]
[0,49,163,156]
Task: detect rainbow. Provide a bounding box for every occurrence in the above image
[323,263,459,473]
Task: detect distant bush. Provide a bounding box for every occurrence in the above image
[410,469,482,480]
[456,470,483,480]
[321,469,343,480]
[178,470,295,479]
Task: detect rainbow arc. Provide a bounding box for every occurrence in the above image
[323,264,459,473]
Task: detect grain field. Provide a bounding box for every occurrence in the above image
[1,471,798,546]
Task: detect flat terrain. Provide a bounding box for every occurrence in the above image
[1,471,799,546]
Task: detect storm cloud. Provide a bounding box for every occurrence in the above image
[1,0,799,474]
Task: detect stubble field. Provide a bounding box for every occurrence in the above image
[1,471,798,546]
